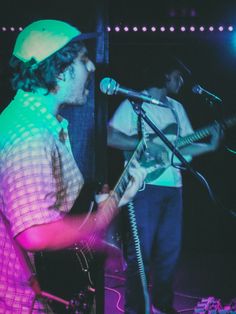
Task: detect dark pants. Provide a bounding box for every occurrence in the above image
[124,185,183,314]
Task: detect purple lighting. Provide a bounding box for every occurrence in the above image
[124,26,129,32]
[142,26,147,32]
[218,26,224,32]
[160,26,165,32]
[115,26,120,32]
[169,9,176,17]
[107,26,111,32]
[180,26,186,32]
[169,26,175,32]
[151,26,156,32]
[190,9,197,17]
[133,26,138,32]
[209,26,214,31]
[190,26,195,32]
[228,26,233,31]
[199,26,205,32]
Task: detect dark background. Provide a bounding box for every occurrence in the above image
[0,0,236,302]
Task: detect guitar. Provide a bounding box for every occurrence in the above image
[35,136,149,313]
[125,114,236,183]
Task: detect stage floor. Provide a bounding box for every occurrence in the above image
[104,250,236,313]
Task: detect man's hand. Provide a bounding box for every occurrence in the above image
[208,122,223,151]
[119,160,147,207]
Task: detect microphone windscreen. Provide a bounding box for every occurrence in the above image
[100,77,117,95]
[192,84,202,94]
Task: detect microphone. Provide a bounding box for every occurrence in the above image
[100,77,163,105]
[192,84,222,103]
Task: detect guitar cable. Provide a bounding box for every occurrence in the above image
[127,200,150,314]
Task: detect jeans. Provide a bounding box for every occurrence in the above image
[124,185,183,314]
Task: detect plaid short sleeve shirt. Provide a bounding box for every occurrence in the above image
[0,90,84,313]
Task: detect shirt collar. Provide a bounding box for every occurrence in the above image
[15,89,69,138]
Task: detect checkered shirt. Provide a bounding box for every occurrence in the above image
[0,89,84,313]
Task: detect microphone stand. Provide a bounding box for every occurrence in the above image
[130,99,205,182]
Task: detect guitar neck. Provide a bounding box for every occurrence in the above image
[176,125,213,148]
[177,114,236,148]
[109,138,146,204]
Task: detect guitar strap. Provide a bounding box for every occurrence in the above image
[0,211,83,310]
[0,210,42,296]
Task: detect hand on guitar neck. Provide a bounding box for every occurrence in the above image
[207,122,223,152]
[95,162,147,229]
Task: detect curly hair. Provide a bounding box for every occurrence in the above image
[10,39,85,93]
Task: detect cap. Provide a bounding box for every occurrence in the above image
[13,19,81,64]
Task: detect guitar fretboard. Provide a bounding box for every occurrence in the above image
[110,138,146,203]
[177,115,236,148]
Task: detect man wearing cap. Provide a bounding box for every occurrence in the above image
[0,19,146,312]
[107,55,221,314]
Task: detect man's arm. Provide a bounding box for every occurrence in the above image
[107,125,139,151]
[179,123,222,157]
[16,163,146,252]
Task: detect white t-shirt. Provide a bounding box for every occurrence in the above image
[108,95,194,187]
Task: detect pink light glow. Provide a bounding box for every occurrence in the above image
[114,26,120,32]
[199,26,205,32]
[133,26,138,32]
[142,26,147,32]
[151,26,156,32]
[160,26,165,32]
[107,26,111,32]
[209,26,214,31]
[218,26,224,32]
[124,26,129,32]
[190,26,195,32]
[169,26,175,32]
[180,26,186,32]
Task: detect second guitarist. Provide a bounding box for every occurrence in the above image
[107,55,221,314]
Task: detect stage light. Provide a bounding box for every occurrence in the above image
[169,26,175,32]
[180,26,186,32]
[142,26,147,32]
[190,26,195,32]
[199,26,205,32]
[2,27,6,31]
[151,26,156,32]
[228,26,234,31]
[124,26,129,32]
[115,26,120,32]
[107,26,111,32]
[209,26,214,31]
[218,26,224,32]
[133,26,138,32]
[10,27,15,32]
[160,26,165,32]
